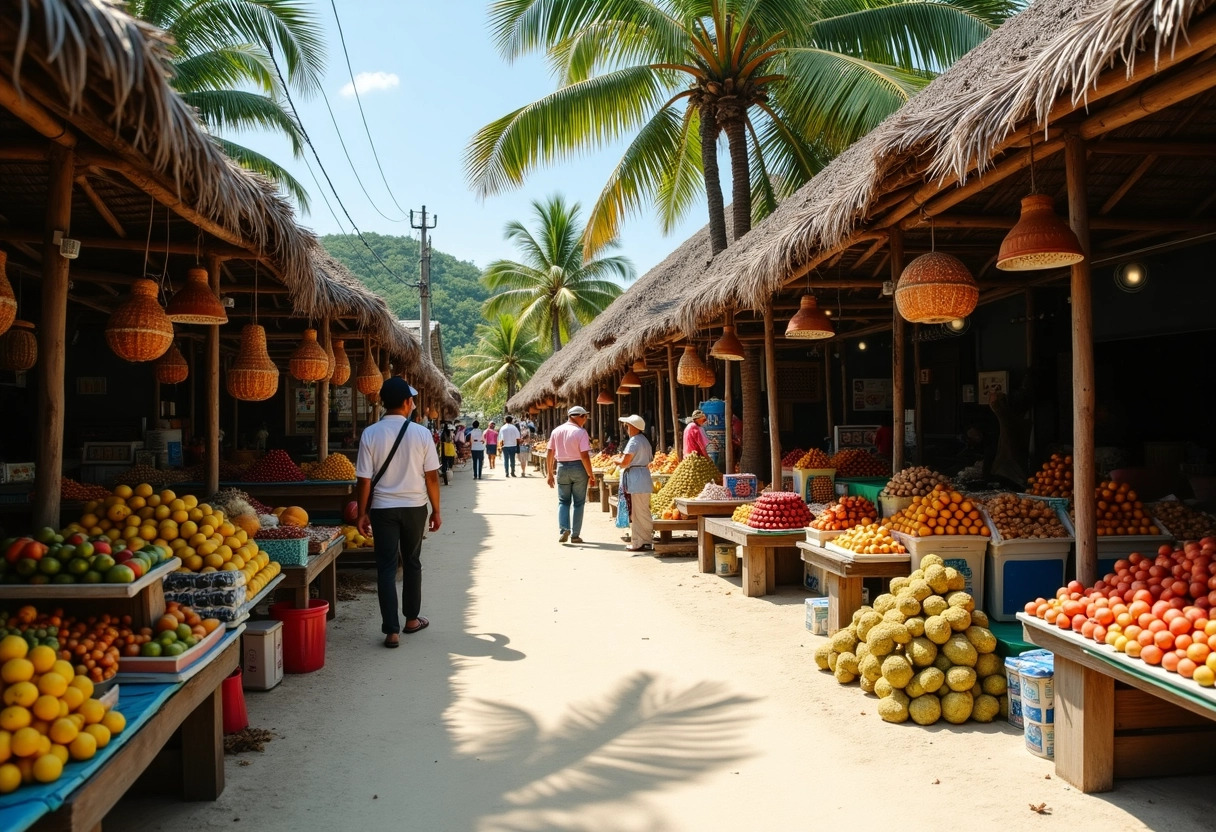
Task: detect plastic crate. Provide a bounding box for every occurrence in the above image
[895,532,989,611]
[879,493,914,518]
[258,537,309,567]
[793,468,835,502]
[723,474,758,499]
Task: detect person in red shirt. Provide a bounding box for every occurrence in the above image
[683,409,709,457]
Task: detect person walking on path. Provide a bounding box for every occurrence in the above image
[615,414,654,551]
[517,419,532,476]
[469,420,486,479]
[683,409,710,458]
[354,377,441,648]
[499,416,521,477]
[547,405,595,543]
[485,422,499,470]
[440,426,457,484]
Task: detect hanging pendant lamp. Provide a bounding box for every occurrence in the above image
[330,339,351,385]
[106,278,174,362]
[621,367,642,387]
[996,194,1085,270]
[616,382,630,396]
[355,345,381,396]
[632,358,647,373]
[0,251,15,337]
[676,344,705,385]
[710,324,745,360]
[596,386,614,406]
[895,252,979,324]
[785,295,835,339]
[0,320,37,371]
[697,362,716,388]
[154,342,189,384]
[322,335,336,380]
[290,328,330,382]
[166,267,228,325]
[227,324,279,401]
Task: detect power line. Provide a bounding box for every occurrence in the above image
[328,0,411,218]
[316,82,406,223]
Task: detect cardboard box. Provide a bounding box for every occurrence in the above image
[805,597,828,634]
[242,620,283,691]
[723,474,758,499]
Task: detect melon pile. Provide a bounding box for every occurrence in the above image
[650,454,720,517]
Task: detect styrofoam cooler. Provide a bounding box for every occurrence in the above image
[805,597,828,634]
[898,533,988,612]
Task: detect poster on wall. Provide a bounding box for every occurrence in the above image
[295,387,315,416]
[852,378,892,411]
[333,387,353,418]
[835,425,880,454]
[978,371,1009,401]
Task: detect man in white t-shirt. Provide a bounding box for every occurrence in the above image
[498,416,522,477]
[355,377,441,648]
[469,420,486,480]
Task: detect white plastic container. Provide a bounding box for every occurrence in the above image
[898,533,988,611]
[715,544,740,576]
[805,597,829,634]
[1024,719,1055,759]
[1020,662,1055,712]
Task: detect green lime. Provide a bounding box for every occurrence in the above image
[140,641,162,657]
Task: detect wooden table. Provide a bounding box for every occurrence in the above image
[1020,614,1216,793]
[652,518,698,555]
[797,542,909,634]
[278,537,342,620]
[673,498,754,572]
[32,638,239,831]
[599,477,619,513]
[701,518,806,597]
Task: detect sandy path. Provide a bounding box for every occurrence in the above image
[108,467,1214,831]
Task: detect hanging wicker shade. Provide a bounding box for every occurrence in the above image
[785,295,835,339]
[227,324,279,401]
[544,396,556,407]
[154,342,188,384]
[710,325,745,359]
[697,362,716,388]
[330,339,351,385]
[596,386,614,406]
[631,358,647,373]
[166,267,228,325]
[290,329,330,382]
[997,194,1085,271]
[355,347,381,396]
[895,252,979,324]
[621,368,642,388]
[0,251,15,337]
[106,278,174,362]
[676,344,705,385]
[322,336,336,381]
[426,406,439,420]
[0,320,37,371]
[616,382,630,395]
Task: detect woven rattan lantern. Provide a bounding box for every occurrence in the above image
[290,329,329,382]
[330,339,351,385]
[355,347,381,396]
[106,278,174,362]
[895,252,979,324]
[166,267,228,325]
[710,325,745,359]
[227,324,279,401]
[676,344,705,385]
[322,336,336,381]
[697,362,716,388]
[154,342,189,384]
[785,295,835,339]
[997,194,1085,271]
[0,252,15,337]
[0,320,36,371]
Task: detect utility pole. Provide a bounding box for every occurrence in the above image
[410,206,437,364]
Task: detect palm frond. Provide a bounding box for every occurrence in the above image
[214,138,311,210]
[807,1,999,70]
[181,89,305,154]
[489,0,685,61]
[171,44,278,94]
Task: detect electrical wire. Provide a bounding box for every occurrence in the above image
[316,81,406,223]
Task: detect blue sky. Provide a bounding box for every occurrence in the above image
[234,0,708,279]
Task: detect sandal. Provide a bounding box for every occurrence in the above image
[384,634,400,648]
[624,544,653,552]
[403,616,430,634]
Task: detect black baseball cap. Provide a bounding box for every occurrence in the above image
[380,377,418,408]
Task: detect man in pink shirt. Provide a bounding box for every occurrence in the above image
[546,405,595,544]
[683,409,709,457]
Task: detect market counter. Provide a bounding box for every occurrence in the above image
[797,542,909,634]
[671,498,754,572]
[701,518,806,597]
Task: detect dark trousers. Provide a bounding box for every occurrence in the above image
[502,446,518,475]
[472,449,485,478]
[369,506,428,634]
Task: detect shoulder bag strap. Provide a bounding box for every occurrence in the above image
[370,420,411,493]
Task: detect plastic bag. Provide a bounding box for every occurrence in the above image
[615,489,630,528]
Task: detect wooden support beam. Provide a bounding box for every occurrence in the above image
[763,303,781,486]
[205,255,222,496]
[824,344,834,439]
[74,175,126,237]
[667,344,681,459]
[1080,58,1216,140]
[912,329,922,464]
[0,76,75,148]
[317,317,330,459]
[851,236,887,268]
[724,354,734,475]
[32,144,73,529]
[1066,132,1097,588]
[1100,155,1156,217]
[656,368,666,453]
[0,228,247,257]
[0,142,51,161]
[890,230,906,472]
[929,214,1216,232]
[1090,140,1216,156]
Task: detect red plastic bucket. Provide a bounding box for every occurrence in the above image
[221,667,248,734]
[270,600,330,673]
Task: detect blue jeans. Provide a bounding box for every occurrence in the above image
[502,446,518,475]
[369,506,427,634]
[471,449,484,478]
[557,462,590,536]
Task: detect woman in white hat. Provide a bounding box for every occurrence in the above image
[614,414,654,551]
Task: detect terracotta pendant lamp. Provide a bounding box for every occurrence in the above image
[0,251,15,336]
[996,194,1084,270]
[355,344,382,396]
[166,267,228,325]
[676,344,705,385]
[631,358,647,373]
[154,342,189,384]
[290,328,330,382]
[785,295,835,339]
[596,386,614,406]
[0,320,37,371]
[709,323,745,360]
[227,324,279,401]
[106,278,174,362]
[330,338,351,385]
[620,366,642,387]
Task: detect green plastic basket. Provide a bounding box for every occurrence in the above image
[257,537,309,567]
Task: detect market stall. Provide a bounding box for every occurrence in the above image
[702,516,806,597]
[672,498,755,572]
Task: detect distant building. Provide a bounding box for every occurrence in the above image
[399,320,447,376]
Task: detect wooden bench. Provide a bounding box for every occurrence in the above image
[797,541,909,634]
[651,518,698,555]
[702,518,806,597]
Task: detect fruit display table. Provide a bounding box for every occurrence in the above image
[835,476,889,503]
[797,542,909,635]
[599,477,619,513]
[172,481,355,518]
[277,536,342,621]
[673,498,754,572]
[1020,613,1216,793]
[0,635,239,832]
[701,518,806,597]
[651,518,698,555]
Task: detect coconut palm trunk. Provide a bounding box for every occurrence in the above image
[740,346,767,481]
[718,96,751,240]
[552,315,564,353]
[698,102,728,256]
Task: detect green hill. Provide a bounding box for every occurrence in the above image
[319,232,489,359]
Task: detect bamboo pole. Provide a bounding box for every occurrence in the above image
[667,345,681,459]
[1066,131,1097,587]
[32,144,73,529]
[205,254,221,496]
[724,359,734,475]
[763,303,781,486]
[913,328,923,464]
[656,369,666,452]
[317,317,330,459]
[890,229,906,472]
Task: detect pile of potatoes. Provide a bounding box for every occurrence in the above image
[884,466,952,498]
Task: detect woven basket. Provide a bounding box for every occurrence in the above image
[106,278,174,362]
[155,342,189,384]
[355,349,381,396]
[323,336,336,381]
[0,320,36,371]
[166,267,227,325]
[676,345,705,385]
[290,328,329,382]
[0,251,14,336]
[895,252,979,324]
[697,363,716,388]
[331,339,351,385]
[228,324,279,401]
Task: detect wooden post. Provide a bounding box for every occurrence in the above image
[1066,131,1097,587]
[667,344,681,459]
[1025,289,1036,459]
[724,359,734,475]
[205,254,221,496]
[763,303,781,485]
[890,229,906,472]
[32,144,73,529]
[656,369,666,452]
[824,347,835,440]
[187,338,196,440]
[317,317,330,460]
[913,327,923,464]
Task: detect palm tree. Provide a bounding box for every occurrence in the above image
[482,195,632,352]
[455,314,546,404]
[129,0,327,209]
[468,0,1016,256]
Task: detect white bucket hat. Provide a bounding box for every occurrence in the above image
[619,414,646,431]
